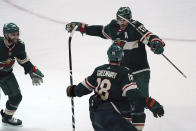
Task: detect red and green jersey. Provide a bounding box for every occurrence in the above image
[80,19,163,73]
[74,64,146,113]
[0,37,34,77]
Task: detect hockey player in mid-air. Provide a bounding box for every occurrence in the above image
[66,44,164,131]
[0,23,44,126]
[66,6,165,131]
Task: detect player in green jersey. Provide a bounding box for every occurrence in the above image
[66,44,164,131]
[0,23,44,126]
[66,7,165,131]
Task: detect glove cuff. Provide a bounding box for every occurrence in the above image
[32,66,37,72]
[145,97,156,109]
[151,38,165,47]
[29,66,44,78]
[79,23,88,33]
[67,85,76,97]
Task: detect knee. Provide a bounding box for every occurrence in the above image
[11,94,22,104]
[6,94,22,110]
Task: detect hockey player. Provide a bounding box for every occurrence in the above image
[66,7,165,131]
[0,23,44,126]
[66,44,164,131]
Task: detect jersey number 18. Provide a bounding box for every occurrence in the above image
[95,78,111,100]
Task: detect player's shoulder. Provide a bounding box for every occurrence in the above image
[95,64,109,70]
[119,66,132,74]
[119,66,134,81]
[18,39,25,45]
[107,19,118,27]
[131,19,144,27]
[15,39,25,50]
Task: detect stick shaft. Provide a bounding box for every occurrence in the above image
[162,54,187,78]
[68,25,78,131]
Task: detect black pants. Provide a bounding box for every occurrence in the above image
[90,102,137,131]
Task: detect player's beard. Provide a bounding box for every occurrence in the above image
[6,36,18,45]
[9,38,18,44]
[6,33,19,45]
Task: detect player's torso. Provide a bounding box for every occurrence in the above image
[107,20,149,72]
[0,37,22,73]
[94,64,127,101]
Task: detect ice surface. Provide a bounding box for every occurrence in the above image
[0,0,196,130]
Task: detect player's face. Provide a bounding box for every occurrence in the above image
[117,18,129,30]
[7,32,19,44]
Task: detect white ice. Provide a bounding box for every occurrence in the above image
[0,0,196,130]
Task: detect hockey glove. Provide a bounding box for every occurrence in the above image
[65,22,88,33]
[29,66,44,86]
[66,85,76,97]
[145,97,164,118]
[150,38,165,54]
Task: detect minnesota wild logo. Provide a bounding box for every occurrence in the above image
[6,59,12,64]
[0,59,15,68]
[113,38,126,47]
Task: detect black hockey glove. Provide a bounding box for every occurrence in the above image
[66,85,76,97]
[150,38,165,54]
[65,22,88,33]
[145,97,164,118]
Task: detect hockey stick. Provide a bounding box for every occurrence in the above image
[68,25,78,131]
[118,15,187,78]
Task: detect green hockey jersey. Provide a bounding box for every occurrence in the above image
[74,64,145,113]
[80,19,163,73]
[0,37,34,77]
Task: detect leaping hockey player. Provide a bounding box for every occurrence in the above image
[66,6,165,131]
[0,23,44,126]
[66,44,164,131]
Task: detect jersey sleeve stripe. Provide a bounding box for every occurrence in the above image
[140,32,153,44]
[81,78,95,91]
[16,56,30,64]
[122,83,137,96]
[102,27,112,39]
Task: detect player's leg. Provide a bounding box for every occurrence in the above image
[90,102,137,131]
[90,110,107,131]
[97,111,137,131]
[132,71,150,131]
[0,73,22,126]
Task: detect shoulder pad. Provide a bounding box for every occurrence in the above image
[122,66,134,74]
[18,39,25,45]
[121,66,130,71]
[131,20,143,27]
[107,19,118,27]
[131,20,148,34]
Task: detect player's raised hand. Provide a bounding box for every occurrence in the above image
[145,97,164,118]
[29,66,44,86]
[65,22,87,33]
[66,22,78,33]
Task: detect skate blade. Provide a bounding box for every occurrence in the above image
[2,122,23,128]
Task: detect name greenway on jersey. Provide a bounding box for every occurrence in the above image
[97,70,117,79]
